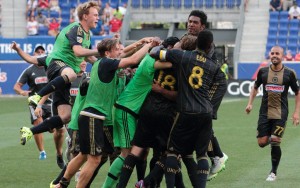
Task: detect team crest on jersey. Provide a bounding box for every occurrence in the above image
[265,84,284,93]
[272,77,278,83]
[35,76,48,84]
[77,36,83,43]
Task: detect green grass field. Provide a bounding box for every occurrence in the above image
[0,96,300,188]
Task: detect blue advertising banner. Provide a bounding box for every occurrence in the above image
[238,62,300,79]
[0,36,108,60]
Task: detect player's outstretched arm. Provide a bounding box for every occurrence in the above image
[11,41,39,65]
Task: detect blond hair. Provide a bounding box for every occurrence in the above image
[77,1,99,21]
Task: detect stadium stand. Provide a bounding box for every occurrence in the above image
[265,9,300,59]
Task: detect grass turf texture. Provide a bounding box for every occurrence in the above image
[0,97,299,187]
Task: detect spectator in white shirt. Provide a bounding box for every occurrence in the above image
[289,1,300,19]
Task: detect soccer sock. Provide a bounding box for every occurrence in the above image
[86,154,108,188]
[37,75,69,97]
[165,154,178,188]
[102,156,125,188]
[197,156,209,188]
[211,135,223,158]
[118,154,139,188]
[136,158,147,181]
[144,156,166,187]
[53,163,68,184]
[174,161,185,188]
[182,155,199,187]
[207,139,215,159]
[271,144,281,175]
[31,116,63,134]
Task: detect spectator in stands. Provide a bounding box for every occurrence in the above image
[104,2,114,23]
[27,16,39,36]
[288,1,300,19]
[284,50,294,61]
[109,14,122,35]
[113,7,123,21]
[119,3,127,15]
[49,0,61,17]
[270,0,282,11]
[294,51,300,61]
[36,11,49,28]
[38,0,49,11]
[283,0,294,11]
[27,0,38,18]
[48,17,61,37]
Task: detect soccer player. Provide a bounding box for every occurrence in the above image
[185,10,229,179]
[19,1,100,145]
[13,46,51,160]
[102,38,171,188]
[117,36,183,188]
[150,30,220,188]
[56,38,158,188]
[245,45,300,181]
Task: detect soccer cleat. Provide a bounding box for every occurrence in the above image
[266,172,277,181]
[210,153,228,174]
[39,151,47,160]
[49,181,56,188]
[57,155,65,169]
[207,172,218,181]
[135,180,145,188]
[20,127,33,145]
[28,93,41,106]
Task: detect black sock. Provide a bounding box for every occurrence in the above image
[136,158,147,181]
[207,139,214,158]
[182,155,198,187]
[59,177,70,188]
[118,154,139,188]
[86,154,108,188]
[144,156,166,187]
[197,156,209,188]
[53,163,68,184]
[165,155,178,188]
[38,75,69,97]
[175,161,185,188]
[271,145,281,175]
[211,135,223,158]
[31,116,63,134]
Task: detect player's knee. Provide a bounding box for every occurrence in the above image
[270,136,281,146]
[257,137,269,148]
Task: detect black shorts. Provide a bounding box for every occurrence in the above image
[47,59,72,107]
[257,115,287,138]
[29,104,52,124]
[68,128,80,156]
[209,81,227,119]
[103,126,116,155]
[132,106,175,151]
[167,112,212,156]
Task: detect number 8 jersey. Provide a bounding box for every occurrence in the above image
[155,49,221,114]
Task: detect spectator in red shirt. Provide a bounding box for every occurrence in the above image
[48,17,61,37]
[109,14,122,35]
[284,50,294,61]
[38,0,49,10]
[294,51,300,61]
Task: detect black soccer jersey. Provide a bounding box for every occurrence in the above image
[156,49,219,114]
[17,65,48,96]
[254,65,299,120]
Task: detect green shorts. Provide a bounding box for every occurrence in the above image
[113,107,137,148]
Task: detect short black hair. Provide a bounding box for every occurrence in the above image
[188,10,207,26]
[162,36,180,48]
[34,46,45,52]
[196,30,213,51]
